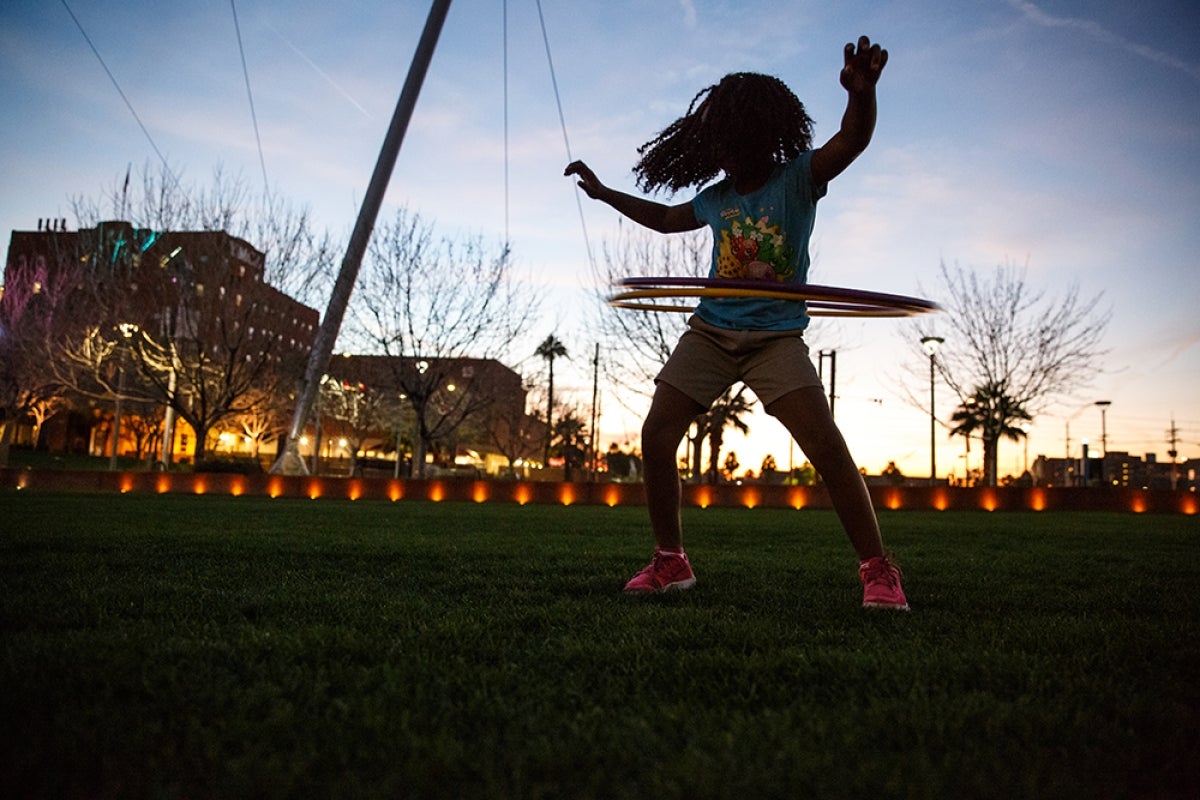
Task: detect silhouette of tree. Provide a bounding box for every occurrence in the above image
[705,386,754,484]
[346,208,537,477]
[535,335,568,465]
[948,381,1032,487]
[909,261,1108,482]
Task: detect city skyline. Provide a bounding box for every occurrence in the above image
[2,1,1197,479]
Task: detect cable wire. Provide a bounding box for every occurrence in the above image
[60,0,181,194]
[533,0,594,269]
[503,0,510,246]
[231,0,270,195]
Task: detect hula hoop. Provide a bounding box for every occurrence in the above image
[608,277,939,318]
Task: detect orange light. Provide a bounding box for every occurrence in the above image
[931,489,949,511]
[1181,495,1198,515]
[1028,489,1047,512]
[192,478,207,495]
[307,479,323,500]
[229,477,245,497]
[787,487,807,510]
[346,480,362,501]
[156,475,171,494]
[514,484,531,505]
[267,477,285,498]
[428,481,445,502]
[119,475,134,493]
[979,489,997,512]
[695,487,712,509]
[472,482,489,503]
[604,486,621,507]
[1130,495,1146,513]
[741,487,760,509]
[559,485,576,506]
[387,481,404,502]
[884,489,902,511]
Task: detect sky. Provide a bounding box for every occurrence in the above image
[2,0,1199,480]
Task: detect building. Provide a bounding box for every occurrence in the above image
[1032,451,1198,491]
[3,220,318,462]
[3,222,538,474]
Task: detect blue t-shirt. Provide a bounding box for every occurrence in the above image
[690,151,827,330]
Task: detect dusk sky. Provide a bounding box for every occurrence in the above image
[2,0,1198,479]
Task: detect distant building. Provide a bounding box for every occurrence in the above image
[3,220,319,459]
[3,222,537,473]
[1032,451,1197,491]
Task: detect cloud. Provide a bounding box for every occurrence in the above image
[1006,0,1200,81]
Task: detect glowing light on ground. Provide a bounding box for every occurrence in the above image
[787,488,807,510]
[514,484,531,505]
[472,482,489,503]
[428,481,445,502]
[604,486,622,507]
[1029,489,1047,511]
[559,485,576,506]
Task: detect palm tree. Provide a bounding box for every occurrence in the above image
[535,335,567,466]
[705,386,755,484]
[949,381,1032,487]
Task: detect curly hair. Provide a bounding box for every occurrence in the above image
[632,72,815,195]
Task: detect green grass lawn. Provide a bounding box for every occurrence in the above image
[2,492,1197,799]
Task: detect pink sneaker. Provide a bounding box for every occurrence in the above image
[859,555,909,611]
[623,550,696,594]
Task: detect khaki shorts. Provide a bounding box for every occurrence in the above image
[655,315,823,408]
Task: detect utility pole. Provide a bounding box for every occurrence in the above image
[1095,400,1111,484]
[1167,417,1180,490]
[818,349,836,419]
[589,343,599,482]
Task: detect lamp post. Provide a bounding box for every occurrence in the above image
[1095,400,1111,484]
[920,336,944,486]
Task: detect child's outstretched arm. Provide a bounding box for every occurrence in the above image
[811,35,888,186]
[564,160,701,234]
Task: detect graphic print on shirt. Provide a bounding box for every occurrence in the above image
[713,213,797,281]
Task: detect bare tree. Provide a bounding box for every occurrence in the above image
[909,261,1110,486]
[346,208,539,477]
[0,250,75,465]
[589,223,709,405]
[29,166,332,465]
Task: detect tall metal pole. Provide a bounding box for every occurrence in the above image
[1095,400,1111,484]
[921,336,944,486]
[272,0,454,474]
[589,343,599,482]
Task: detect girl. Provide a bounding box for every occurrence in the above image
[565,36,907,610]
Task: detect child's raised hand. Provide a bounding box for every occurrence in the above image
[840,35,888,93]
[564,160,607,199]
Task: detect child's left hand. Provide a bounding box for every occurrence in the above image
[840,35,888,92]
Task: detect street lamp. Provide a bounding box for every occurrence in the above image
[1095,400,1112,483]
[920,336,944,487]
